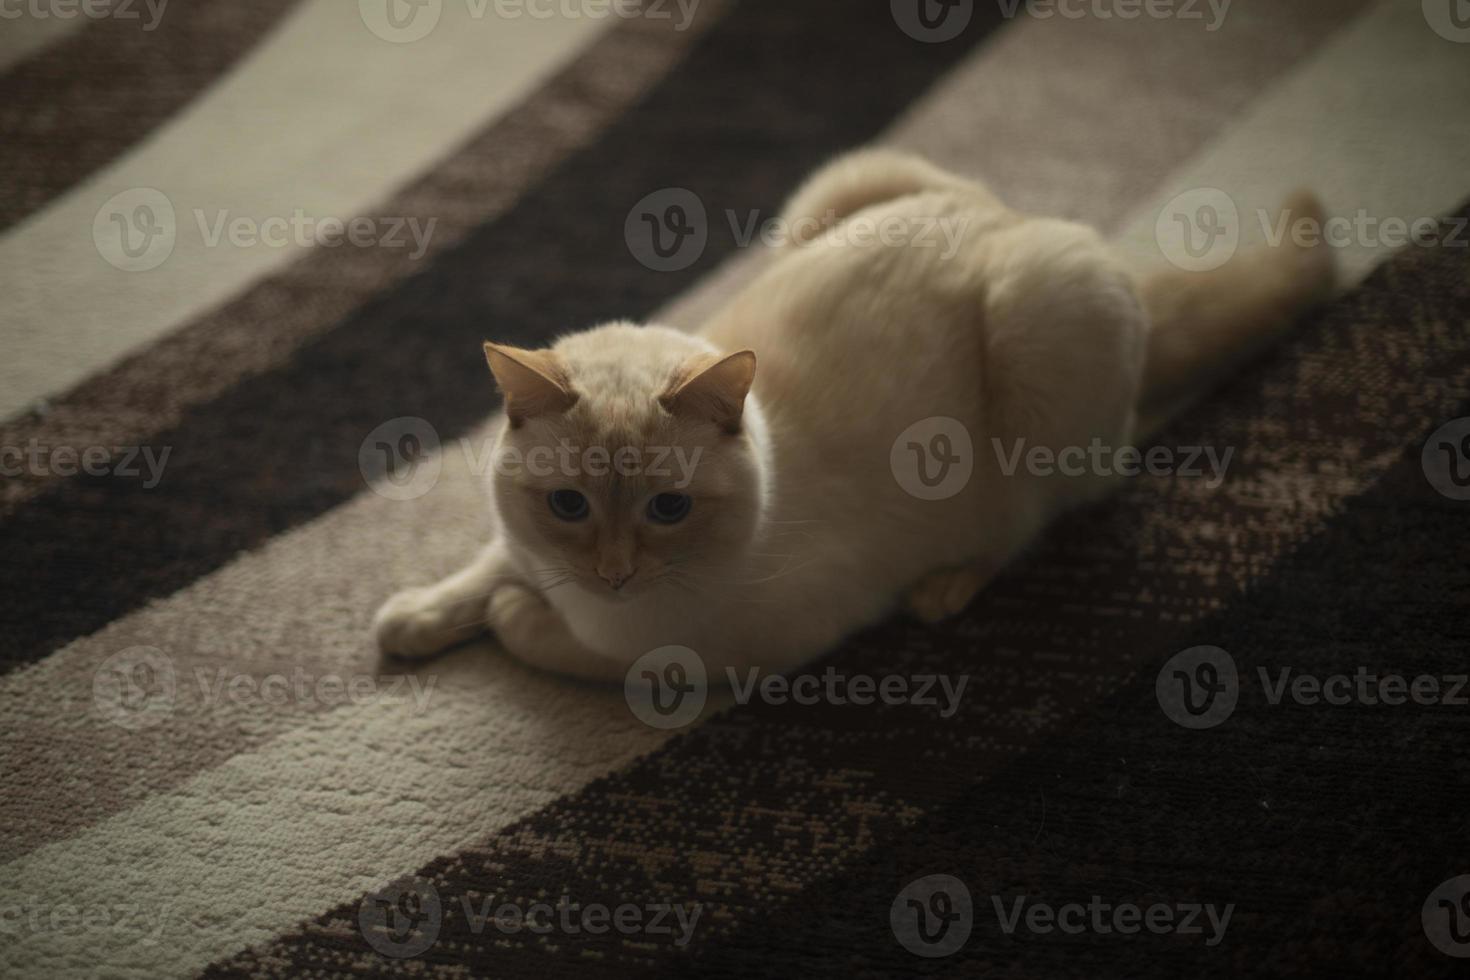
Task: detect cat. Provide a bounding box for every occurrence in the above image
[373,148,1334,682]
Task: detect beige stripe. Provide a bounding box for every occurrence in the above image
[1111,0,1470,283]
[0,6,724,512]
[0,3,1408,976]
[0,0,609,421]
[0,9,85,73]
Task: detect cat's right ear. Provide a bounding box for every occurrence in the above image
[483,342,578,427]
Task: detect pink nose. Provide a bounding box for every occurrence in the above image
[599,568,633,590]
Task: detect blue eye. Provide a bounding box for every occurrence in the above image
[548,489,589,521]
[647,493,692,525]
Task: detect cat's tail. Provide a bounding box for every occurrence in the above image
[1135,190,1336,438]
[776,148,996,247]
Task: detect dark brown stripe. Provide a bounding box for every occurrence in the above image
[0,0,300,231]
[0,0,993,673]
[0,3,725,514]
[202,209,1470,977]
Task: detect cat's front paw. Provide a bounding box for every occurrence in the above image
[373,586,472,659]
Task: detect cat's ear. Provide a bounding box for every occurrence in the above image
[483,342,578,426]
[660,350,757,434]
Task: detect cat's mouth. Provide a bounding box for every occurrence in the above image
[576,571,659,601]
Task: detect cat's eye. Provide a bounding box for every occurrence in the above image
[548,489,589,522]
[646,493,692,525]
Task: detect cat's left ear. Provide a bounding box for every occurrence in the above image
[483,342,578,426]
[660,350,757,434]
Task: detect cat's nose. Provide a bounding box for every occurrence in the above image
[599,568,634,590]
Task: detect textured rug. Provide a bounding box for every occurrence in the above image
[2,1,1468,977]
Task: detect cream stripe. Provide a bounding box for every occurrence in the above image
[0,3,1407,976]
[0,0,607,420]
[1111,0,1470,283]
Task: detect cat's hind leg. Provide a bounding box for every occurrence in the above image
[778,148,999,247]
[374,543,511,658]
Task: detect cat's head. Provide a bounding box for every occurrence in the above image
[485,323,767,599]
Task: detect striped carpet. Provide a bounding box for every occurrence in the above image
[2,1,1468,976]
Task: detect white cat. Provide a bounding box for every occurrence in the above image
[374,149,1333,681]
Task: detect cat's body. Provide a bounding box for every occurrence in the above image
[375,150,1333,681]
